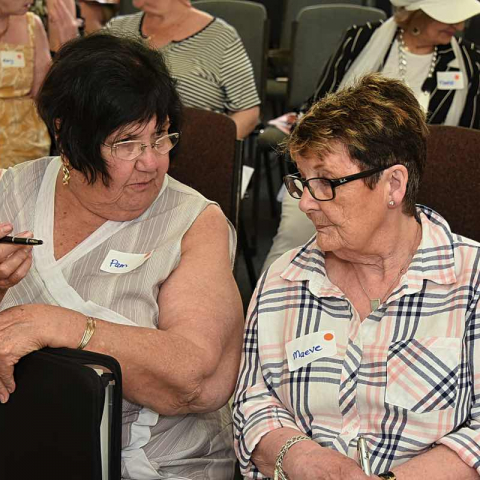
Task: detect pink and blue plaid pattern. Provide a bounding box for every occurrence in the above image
[233,206,480,478]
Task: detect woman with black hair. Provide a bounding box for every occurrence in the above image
[0,33,243,479]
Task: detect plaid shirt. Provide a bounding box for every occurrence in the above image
[233,206,480,478]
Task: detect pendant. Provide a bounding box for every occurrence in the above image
[370,299,381,311]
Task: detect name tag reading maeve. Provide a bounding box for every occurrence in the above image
[285,331,337,372]
[100,249,152,274]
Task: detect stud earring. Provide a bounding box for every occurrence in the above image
[62,161,71,186]
[411,26,421,36]
[389,200,395,206]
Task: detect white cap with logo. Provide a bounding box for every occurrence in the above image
[390,0,480,24]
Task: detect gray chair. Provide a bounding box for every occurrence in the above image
[194,0,269,105]
[267,0,380,114]
[288,4,386,109]
[280,0,365,51]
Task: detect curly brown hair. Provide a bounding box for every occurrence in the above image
[284,73,429,216]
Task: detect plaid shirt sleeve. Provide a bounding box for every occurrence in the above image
[437,297,480,472]
[232,278,301,479]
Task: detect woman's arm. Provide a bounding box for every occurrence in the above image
[31,14,51,96]
[251,427,371,480]
[229,105,260,139]
[0,206,244,414]
[388,444,478,480]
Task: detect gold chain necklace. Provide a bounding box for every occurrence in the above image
[351,224,420,312]
[143,10,191,43]
[0,17,10,41]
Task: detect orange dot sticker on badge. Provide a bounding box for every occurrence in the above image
[324,333,334,341]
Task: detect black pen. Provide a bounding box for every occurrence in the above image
[0,236,43,245]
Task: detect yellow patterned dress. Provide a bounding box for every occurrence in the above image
[0,12,50,168]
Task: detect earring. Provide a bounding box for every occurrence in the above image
[411,26,421,36]
[62,161,71,186]
[389,200,395,206]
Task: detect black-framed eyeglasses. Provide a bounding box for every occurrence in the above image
[104,132,180,162]
[284,165,391,201]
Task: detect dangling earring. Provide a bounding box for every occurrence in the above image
[411,26,421,36]
[62,161,71,186]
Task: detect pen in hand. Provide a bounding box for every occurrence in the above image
[357,436,372,476]
[0,236,43,246]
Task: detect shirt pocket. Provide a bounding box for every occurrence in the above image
[385,336,461,413]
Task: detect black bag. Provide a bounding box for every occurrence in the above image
[0,347,122,480]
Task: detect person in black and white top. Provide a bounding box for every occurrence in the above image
[261,0,480,273]
[105,0,260,139]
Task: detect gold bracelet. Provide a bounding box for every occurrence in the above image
[378,472,397,480]
[274,435,311,480]
[77,316,96,350]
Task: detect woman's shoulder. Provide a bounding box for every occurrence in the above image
[165,175,209,202]
[105,12,143,34]
[200,17,239,41]
[343,19,383,38]
[1,157,54,193]
[457,37,480,62]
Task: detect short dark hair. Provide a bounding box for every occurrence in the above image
[285,73,429,216]
[37,33,182,185]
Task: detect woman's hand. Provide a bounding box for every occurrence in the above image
[285,444,375,480]
[47,0,80,51]
[0,306,49,403]
[0,223,33,301]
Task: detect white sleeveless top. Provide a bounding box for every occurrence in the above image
[0,157,237,479]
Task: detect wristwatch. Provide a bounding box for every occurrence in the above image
[378,472,396,480]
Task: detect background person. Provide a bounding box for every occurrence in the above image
[105,0,260,139]
[233,74,480,480]
[0,1,51,167]
[0,33,243,479]
[261,0,480,273]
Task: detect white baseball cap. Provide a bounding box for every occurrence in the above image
[390,0,480,24]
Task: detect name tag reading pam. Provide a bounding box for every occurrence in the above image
[437,71,465,90]
[100,249,152,274]
[1,51,25,68]
[285,331,337,372]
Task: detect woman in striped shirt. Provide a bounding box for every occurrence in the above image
[105,0,260,139]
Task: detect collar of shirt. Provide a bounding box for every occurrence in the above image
[280,205,457,302]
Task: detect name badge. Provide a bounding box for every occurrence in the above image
[285,331,337,372]
[100,249,152,274]
[1,51,25,68]
[437,71,464,90]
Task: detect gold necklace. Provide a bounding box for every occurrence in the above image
[0,17,10,40]
[143,10,191,43]
[351,224,420,312]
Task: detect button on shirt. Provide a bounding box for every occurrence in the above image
[233,206,480,478]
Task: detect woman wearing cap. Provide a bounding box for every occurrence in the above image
[233,73,480,480]
[261,0,480,273]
